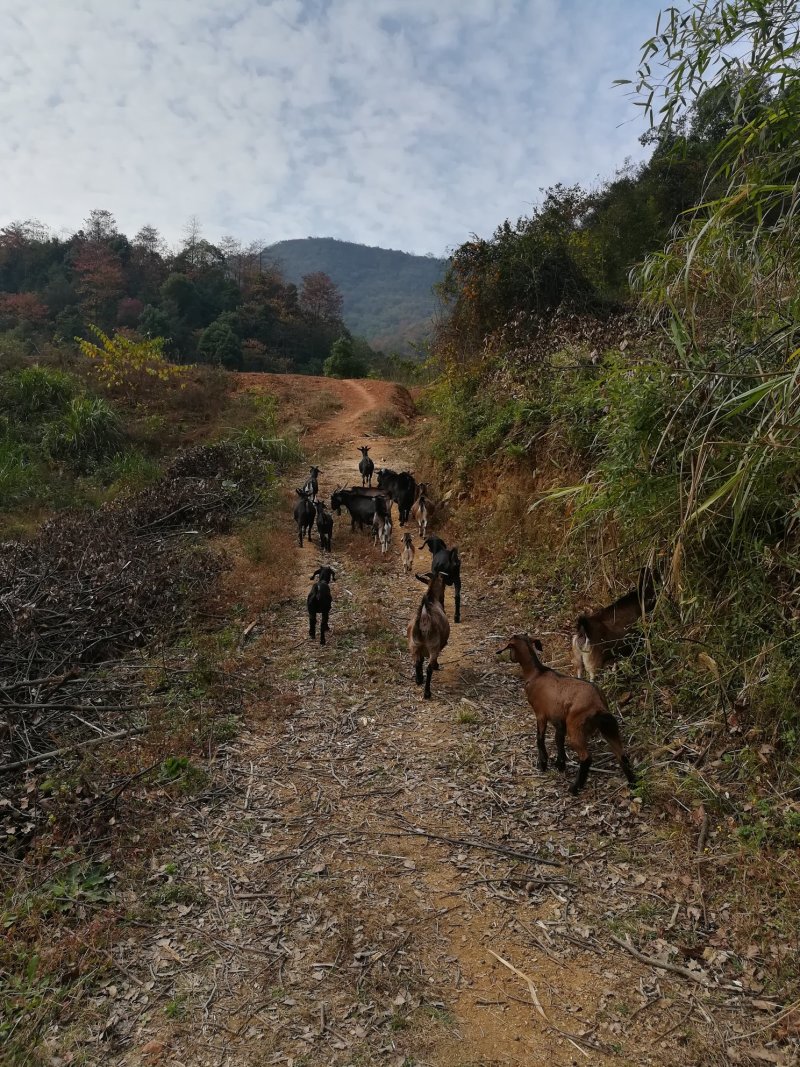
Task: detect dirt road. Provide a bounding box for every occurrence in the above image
[99,378,729,1067]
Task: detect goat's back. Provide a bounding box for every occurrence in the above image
[524,669,608,719]
[307,581,332,611]
[408,598,450,655]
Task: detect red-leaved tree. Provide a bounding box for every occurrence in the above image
[299,271,343,324]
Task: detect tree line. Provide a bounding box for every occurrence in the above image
[0,211,380,375]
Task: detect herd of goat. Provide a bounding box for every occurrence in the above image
[292,449,655,795]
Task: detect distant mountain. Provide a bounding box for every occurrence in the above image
[262,237,447,353]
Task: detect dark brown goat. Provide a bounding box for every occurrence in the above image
[571,567,657,681]
[497,634,636,795]
[407,571,450,699]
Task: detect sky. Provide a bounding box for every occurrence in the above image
[1,0,669,257]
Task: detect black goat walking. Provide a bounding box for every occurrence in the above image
[422,535,462,623]
[307,566,335,646]
[314,500,333,552]
[293,488,315,547]
[358,446,374,487]
[303,466,322,501]
[377,469,416,525]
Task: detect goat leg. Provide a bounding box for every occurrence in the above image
[571,636,585,679]
[621,755,636,785]
[414,658,424,686]
[424,662,434,699]
[597,713,637,786]
[320,611,329,647]
[570,753,592,795]
[536,723,548,771]
[453,578,461,624]
[554,722,567,772]
[309,611,316,640]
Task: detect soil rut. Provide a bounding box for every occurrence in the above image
[98,378,729,1067]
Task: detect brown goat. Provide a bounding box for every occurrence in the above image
[497,634,636,794]
[407,571,450,699]
[401,532,415,574]
[410,491,429,539]
[572,566,658,682]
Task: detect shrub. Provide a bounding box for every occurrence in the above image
[76,325,186,393]
[0,366,76,420]
[100,450,161,494]
[0,438,43,507]
[42,396,124,470]
[324,335,368,378]
[198,320,242,369]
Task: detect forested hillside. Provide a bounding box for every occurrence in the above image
[264,237,447,352]
[0,216,371,376]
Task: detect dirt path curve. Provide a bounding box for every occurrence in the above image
[105,378,722,1067]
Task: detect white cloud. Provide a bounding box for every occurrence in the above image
[0,0,667,255]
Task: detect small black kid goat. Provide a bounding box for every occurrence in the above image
[307,566,336,646]
[358,446,374,487]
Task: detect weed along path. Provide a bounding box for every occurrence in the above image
[97,377,737,1067]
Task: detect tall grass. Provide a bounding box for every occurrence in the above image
[0,365,75,419]
[225,390,304,468]
[0,438,42,508]
[42,396,124,470]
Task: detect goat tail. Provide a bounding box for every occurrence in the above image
[595,711,621,744]
[419,605,433,638]
[574,615,590,647]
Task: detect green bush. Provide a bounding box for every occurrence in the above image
[0,365,76,420]
[0,437,44,507]
[100,450,161,494]
[42,396,124,470]
[324,335,368,379]
[423,369,526,467]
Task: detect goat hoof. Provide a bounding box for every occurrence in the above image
[537,760,548,773]
[555,760,567,772]
[568,783,581,796]
[423,691,432,700]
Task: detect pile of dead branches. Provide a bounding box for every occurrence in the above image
[0,441,268,773]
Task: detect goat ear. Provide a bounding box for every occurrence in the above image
[415,573,431,584]
[310,569,321,580]
[533,638,543,652]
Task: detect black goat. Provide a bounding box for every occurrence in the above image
[293,488,315,547]
[331,487,386,531]
[307,566,335,646]
[314,500,333,552]
[303,466,322,501]
[422,535,461,623]
[376,468,416,525]
[358,446,374,487]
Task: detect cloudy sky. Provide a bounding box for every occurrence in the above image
[2,0,667,256]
